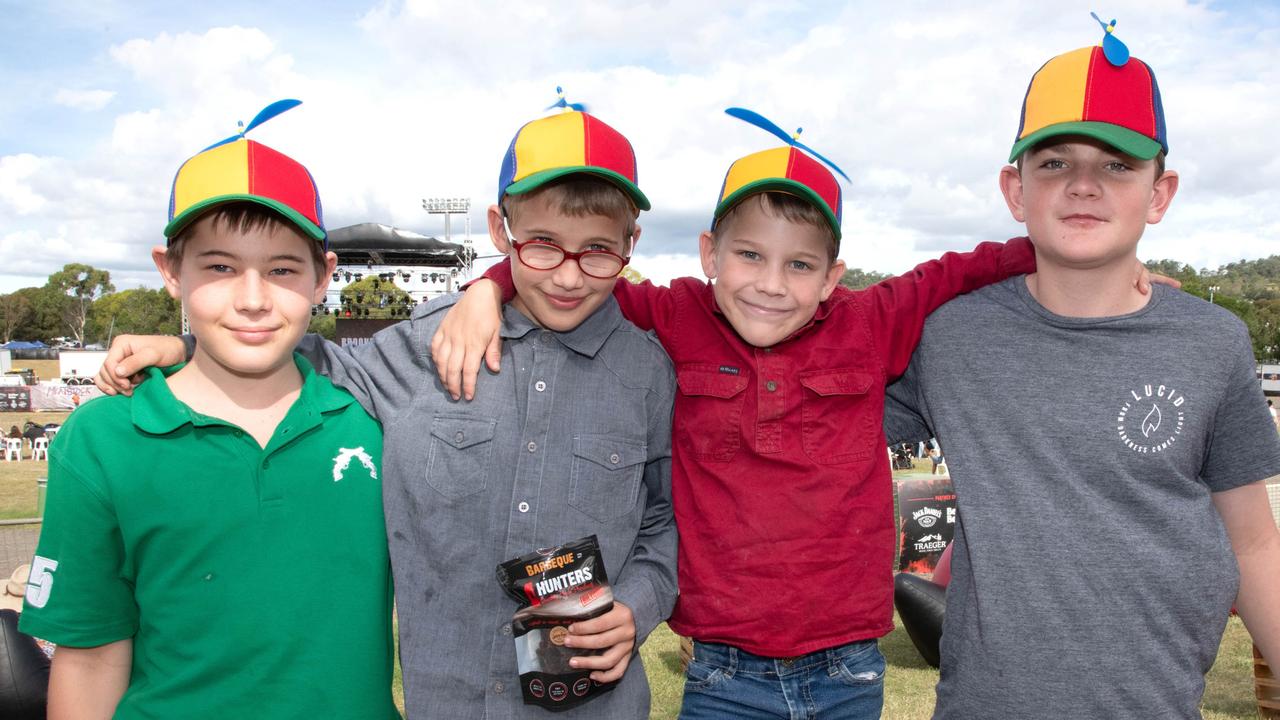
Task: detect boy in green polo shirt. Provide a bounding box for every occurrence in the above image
[19,106,398,719]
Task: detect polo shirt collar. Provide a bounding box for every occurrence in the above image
[131,353,354,435]
[498,296,623,358]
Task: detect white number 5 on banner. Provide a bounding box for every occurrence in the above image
[25,556,58,609]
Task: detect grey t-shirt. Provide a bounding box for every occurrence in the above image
[885,278,1280,720]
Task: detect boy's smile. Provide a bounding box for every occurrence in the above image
[700,197,845,348]
[488,193,634,333]
[1000,136,1177,272]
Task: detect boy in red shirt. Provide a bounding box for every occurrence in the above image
[434,116,1165,718]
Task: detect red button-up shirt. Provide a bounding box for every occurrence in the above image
[483,237,1035,656]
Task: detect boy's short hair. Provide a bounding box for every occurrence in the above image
[713,191,839,263]
[166,201,327,276]
[501,175,639,244]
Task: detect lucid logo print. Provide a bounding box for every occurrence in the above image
[1117,384,1186,454]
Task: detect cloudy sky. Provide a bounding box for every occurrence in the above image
[2,0,1277,294]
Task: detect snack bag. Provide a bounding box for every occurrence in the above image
[496,535,616,710]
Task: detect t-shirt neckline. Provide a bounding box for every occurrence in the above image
[1012,275,1169,328]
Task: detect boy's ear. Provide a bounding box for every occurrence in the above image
[998,165,1027,223]
[1146,170,1179,225]
[698,230,719,280]
[820,258,847,302]
[312,251,339,304]
[152,246,182,300]
[628,223,642,256]
[487,204,513,255]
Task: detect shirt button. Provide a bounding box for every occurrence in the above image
[541,334,554,346]
[766,381,778,392]
[262,460,270,469]
[501,624,512,636]
[494,681,505,693]
[233,430,243,438]
[527,441,537,452]
[609,453,621,464]
[534,380,547,392]
[454,431,465,444]
[518,501,530,513]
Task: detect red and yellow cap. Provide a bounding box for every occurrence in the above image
[164,101,322,244]
[166,137,325,244]
[497,110,649,211]
[714,145,843,240]
[1011,44,1167,162]
[712,108,848,241]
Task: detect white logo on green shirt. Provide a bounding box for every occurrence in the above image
[332,447,377,482]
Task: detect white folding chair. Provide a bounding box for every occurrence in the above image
[32,437,49,461]
[2,438,21,462]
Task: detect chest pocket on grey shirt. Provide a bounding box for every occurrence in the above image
[569,435,647,522]
[426,416,496,499]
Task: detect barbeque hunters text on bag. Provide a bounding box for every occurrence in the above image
[496,535,616,710]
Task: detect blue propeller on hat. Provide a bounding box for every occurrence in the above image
[201,98,302,152]
[1091,12,1130,66]
[724,107,851,183]
[544,86,589,113]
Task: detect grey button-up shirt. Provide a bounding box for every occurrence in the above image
[297,294,677,719]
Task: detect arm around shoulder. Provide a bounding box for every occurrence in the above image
[863,237,1035,376]
[296,315,434,422]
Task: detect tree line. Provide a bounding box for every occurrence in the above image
[2,257,1276,360]
[0,264,177,346]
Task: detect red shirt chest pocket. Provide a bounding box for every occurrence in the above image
[799,369,877,465]
[675,365,749,463]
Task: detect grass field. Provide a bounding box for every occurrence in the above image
[1,390,1267,717]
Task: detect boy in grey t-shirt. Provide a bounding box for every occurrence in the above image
[886,20,1280,719]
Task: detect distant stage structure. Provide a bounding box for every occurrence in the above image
[321,203,476,344]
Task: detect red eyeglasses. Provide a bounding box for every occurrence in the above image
[503,217,630,279]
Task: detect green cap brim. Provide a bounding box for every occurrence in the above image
[1009,121,1163,163]
[505,167,651,212]
[713,179,842,242]
[164,194,327,244]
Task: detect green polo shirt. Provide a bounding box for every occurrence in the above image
[21,354,397,719]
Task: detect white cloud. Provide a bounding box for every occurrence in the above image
[0,154,52,215]
[53,89,116,111]
[1,1,1278,296]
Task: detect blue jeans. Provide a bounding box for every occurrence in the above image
[678,639,885,720]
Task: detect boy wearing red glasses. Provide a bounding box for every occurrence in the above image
[96,108,678,719]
